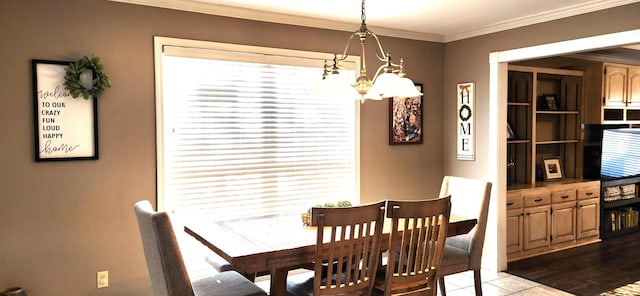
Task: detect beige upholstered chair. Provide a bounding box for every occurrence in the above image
[437,176,493,296]
[287,201,386,296]
[373,196,452,296]
[134,200,267,296]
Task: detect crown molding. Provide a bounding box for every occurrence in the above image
[109,0,638,43]
[445,0,640,42]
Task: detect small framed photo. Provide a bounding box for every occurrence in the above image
[543,95,559,110]
[543,158,563,180]
[389,83,423,145]
[507,122,515,139]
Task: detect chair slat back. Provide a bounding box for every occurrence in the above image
[382,196,451,296]
[312,201,386,296]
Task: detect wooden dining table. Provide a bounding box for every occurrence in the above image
[184,213,477,296]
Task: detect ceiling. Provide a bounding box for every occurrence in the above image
[112,0,639,42]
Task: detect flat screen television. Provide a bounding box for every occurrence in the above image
[582,124,629,179]
[601,128,640,180]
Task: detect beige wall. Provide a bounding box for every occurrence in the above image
[0,0,443,294]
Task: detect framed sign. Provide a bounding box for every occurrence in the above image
[457,82,475,160]
[389,83,423,145]
[32,60,98,161]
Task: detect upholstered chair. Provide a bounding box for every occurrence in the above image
[437,176,493,296]
[134,200,267,296]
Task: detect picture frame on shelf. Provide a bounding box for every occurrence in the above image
[542,94,559,110]
[543,158,563,180]
[389,83,423,145]
[507,122,515,139]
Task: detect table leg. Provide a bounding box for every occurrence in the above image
[270,267,289,296]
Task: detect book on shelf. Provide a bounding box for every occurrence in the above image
[605,207,640,232]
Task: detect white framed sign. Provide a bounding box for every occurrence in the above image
[457,82,475,160]
[32,60,98,161]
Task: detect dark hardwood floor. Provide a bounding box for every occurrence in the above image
[507,233,640,296]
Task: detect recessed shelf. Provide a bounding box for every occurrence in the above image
[536,110,579,115]
[536,139,579,145]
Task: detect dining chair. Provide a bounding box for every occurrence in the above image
[436,176,493,296]
[373,196,452,296]
[133,200,267,296]
[286,201,386,296]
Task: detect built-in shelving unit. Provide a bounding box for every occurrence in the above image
[507,65,585,188]
[600,174,640,239]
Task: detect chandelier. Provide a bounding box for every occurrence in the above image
[321,0,422,102]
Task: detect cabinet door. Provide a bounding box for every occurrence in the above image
[551,201,576,245]
[523,205,551,250]
[507,209,524,254]
[577,198,600,239]
[604,65,627,107]
[627,67,640,107]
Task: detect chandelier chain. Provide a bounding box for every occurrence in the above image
[361,0,366,24]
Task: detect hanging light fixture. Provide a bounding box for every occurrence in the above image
[322,0,423,102]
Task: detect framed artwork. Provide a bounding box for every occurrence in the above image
[542,94,559,110]
[32,60,99,161]
[389,83,423,145]
[543,158,563,180]
[507,122,515,139]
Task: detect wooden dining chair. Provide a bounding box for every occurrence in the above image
[287,201,386,296]
[437,176,492,296]
[373,196,452,296]
[134,200,267,296]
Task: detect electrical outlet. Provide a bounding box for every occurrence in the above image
[97,270,109,288]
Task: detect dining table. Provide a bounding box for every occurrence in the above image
[184,212,477,296]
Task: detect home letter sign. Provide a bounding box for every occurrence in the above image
[457,82,475,160]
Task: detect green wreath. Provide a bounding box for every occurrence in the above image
[64,56,111,99]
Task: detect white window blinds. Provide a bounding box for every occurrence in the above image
[158,43,359,223]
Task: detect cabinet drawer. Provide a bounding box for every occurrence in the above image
[507,193,523,209]
[524,192,551,207]
[578,187,600,200]
[552,190,576,203]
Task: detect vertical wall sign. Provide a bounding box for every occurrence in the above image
[32,60,98,161]
[457,82,475,160]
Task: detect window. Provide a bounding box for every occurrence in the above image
[155,36,360,223]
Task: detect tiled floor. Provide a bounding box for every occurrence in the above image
[254,269,574,296]
[436,270,573,296]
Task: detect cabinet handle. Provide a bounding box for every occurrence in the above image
[561,195,569,199]
[585,192,593,196]
[534,198,543,202]
[507,202,514,206]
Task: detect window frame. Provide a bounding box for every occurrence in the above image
[153,36,361,212]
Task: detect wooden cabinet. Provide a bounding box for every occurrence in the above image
[506,192,524,254]
[583,63,640,123]
[551,201,577,245]
[507,65,583,188]
[604,64,640,108]
[577,198,600,239]
[523,205,551,250]
[604,65,627,107]
[507,180,600,262]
